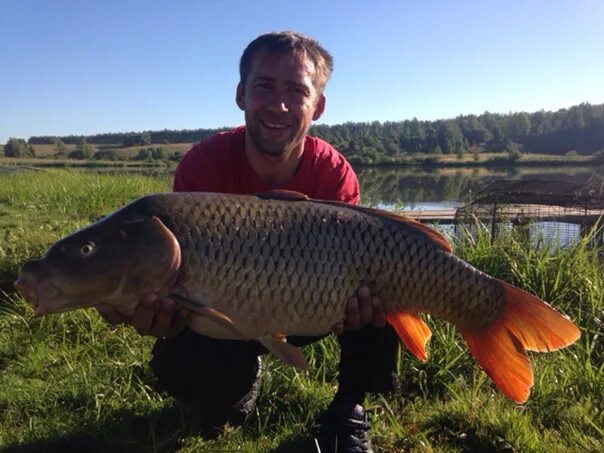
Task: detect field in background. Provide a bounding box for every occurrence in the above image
[0,171,602,452]
[24,143,193,159]
[1,142,597,166]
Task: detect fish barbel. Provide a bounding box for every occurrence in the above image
[15,191,580,403]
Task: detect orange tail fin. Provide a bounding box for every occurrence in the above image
[386,312,432,362]
[460,280,581,403]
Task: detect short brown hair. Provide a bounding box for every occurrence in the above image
[239,31,334,92]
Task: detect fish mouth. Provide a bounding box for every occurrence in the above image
[14,278,39,311]
[14,277,64,316]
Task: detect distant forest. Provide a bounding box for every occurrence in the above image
[26,102,604,164]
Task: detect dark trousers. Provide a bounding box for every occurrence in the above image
[150,325,400,411]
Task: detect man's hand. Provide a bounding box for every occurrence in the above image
[332,285,386,334]
[96,293,191,338]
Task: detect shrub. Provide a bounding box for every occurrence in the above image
[54,139,68,157]
[93,150,121,161]
[4,138,35,157]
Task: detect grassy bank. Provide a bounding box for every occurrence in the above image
[0,172,602,451]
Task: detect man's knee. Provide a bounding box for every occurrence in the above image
[150,329,262,404]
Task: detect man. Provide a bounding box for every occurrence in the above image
[99,31,400,453]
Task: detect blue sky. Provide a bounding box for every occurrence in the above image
[1,0,603,142]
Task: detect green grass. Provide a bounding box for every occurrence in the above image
[0,171,602,451]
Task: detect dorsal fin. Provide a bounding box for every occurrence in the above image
[314,200,453,253]
[253,190,310,201]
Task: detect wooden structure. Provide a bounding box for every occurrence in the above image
[453,179,604,246]
[403,206,604,226]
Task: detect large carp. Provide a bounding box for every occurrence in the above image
[16,191,580,403]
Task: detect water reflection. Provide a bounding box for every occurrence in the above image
[356,165,603,210]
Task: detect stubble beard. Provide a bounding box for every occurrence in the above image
[246,113,305,158]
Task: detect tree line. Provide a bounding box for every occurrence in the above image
[311,102,604,164]
[12,102,604,164]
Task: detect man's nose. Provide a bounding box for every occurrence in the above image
[266,93,289,112]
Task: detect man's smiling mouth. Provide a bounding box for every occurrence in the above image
[262,120,289,129]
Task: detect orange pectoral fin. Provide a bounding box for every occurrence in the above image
[196,306,251,340]
[386,312,432,362]
[171,294,251,341]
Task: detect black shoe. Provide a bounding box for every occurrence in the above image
[316,403,374,453]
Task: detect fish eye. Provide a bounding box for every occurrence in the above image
[79,241,97,257]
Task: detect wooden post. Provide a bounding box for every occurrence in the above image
[491,200,498,243]
[580,216,604,248]
[511,215,531,245]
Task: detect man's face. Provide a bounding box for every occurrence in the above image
[236,49,326,157]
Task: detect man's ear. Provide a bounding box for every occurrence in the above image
[312,94,326,121]
[236,82,245,111]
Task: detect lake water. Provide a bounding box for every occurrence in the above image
[355,165,603,246]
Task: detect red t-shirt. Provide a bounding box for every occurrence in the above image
[173,126,359,205]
